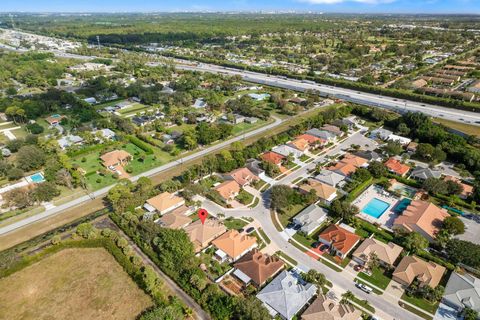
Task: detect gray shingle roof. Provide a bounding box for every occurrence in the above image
[257,271,316,320]
[444,272,480,312]
[314,169,346,187]
[293,204,328,235]
[410,167,442,180]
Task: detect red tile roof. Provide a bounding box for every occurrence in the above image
[261,151,285,165]
[318,224,360,255]
[385,158,411,176]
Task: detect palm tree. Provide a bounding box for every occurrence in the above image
[340,291,355,305]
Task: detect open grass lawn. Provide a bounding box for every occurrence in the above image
[277,204,305,227]
[0,248,152,320]
[118,103,150,115]
[433,118,480,137]
[224,217,248,230]
[231,120,267,135]
[235,189,254,205]
[356,267,392,290]
[401,293,439,315]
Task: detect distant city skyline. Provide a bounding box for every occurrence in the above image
[0,0,479,14]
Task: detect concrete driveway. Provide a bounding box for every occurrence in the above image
[456,215,480,245]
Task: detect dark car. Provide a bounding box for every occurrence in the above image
[246,227,255,234]
[287,222,296,229]
[293,224,302,231]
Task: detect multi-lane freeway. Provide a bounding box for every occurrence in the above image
[177,61,480,126]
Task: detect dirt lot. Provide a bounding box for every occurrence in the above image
[0,248,152,320]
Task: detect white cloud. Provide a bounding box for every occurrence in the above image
[299,0,396,4]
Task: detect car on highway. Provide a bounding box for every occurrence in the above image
[355,282,373,294]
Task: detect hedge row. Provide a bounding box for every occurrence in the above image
[416,249,455,271]
[127,135,154,154]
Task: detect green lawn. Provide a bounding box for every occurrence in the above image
[277,204,305,227]
[258,228,271,244]
[236,189,254,205]
[231,120,267,135]
[350,296,375,313]
[275,251,298,266]
[401,293,439,315]
[356,267,392,290]
[223,217,248,230]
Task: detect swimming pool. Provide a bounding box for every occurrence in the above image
[28,172,45,183]
[361,198,390,219]
[394,198,412,214]
[390,182,417,199]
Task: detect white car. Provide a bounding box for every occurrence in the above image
[355,281,373,294]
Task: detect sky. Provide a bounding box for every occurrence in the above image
[0,0,479,14]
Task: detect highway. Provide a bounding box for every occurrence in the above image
[176,62,480,126]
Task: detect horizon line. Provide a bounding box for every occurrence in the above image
[1,11,480,15]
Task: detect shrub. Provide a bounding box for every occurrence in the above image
[127,135,154,154]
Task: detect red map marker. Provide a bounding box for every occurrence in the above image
[198,209,208,225]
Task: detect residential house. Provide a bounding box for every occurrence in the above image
[443,272,480,314]
[410,167,442,181]
[248,93,270,101]
[192,98,207,109]
[272,145,304,159]
[353,150,383,162]
[144,192,185,215]
[296,134,326,148]
[261,151,285,167]
[214,180,241,202]
[256,270,316,320]
[45,114,66,126]
[184,219,227,252]
[288,138,310,153]
[212,230,257,262]
[299,179,337,203]
[289,96,307,106]
[293,204,329,235]
[370,128,393,140]
[387,134,412,146]
[406,142,418,153]
[96,128,116,140]
[393,200,450,242]
[352,238,403,268]
[385,158,411,177]
[246,159,265,176]
[225,167,259,187]
[156,207,192,229]
[83,97,97,104]
[233,114,246,124]
[57,135,83,150]
[233,249,284,287]
[444,176,473,199]
[314,170,346,187]
[392,256,446,288]
[301,295,362,320]
[321,124,343,136]
[318,224,361,260]
[328,154,369,177]
[115,101,133,109]
[306,129,336,143]
[245,117,259,124]
[100,150,131,169]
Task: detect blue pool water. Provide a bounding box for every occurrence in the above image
[362,198,390,219]
[394,198,412,214]
[29,172,45,183]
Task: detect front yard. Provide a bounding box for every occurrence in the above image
[235,189,254,205]
[277,204,305,227]
[356,266,392,291]
[401,292,439,315]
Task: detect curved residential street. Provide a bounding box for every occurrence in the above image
[200,130,425,320]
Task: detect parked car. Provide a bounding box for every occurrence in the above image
[355,282,373,294]
[246,227,255,234]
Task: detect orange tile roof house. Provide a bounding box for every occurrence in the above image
[392,256,446,288]
[328,153,368,177]
[393,200,450,242]
[226,167,259,187]
[318,224,361,260]
[296,134,326,147]
[301,294,362,320]
[144,192,185,215]
[45,114,66,125]
[212,230,257,262]
[352,238,403,268]
[100,150,132,168]
[385,158,411,177]
[233,249,285,287]
[288,138,310,152]
[214,180,241,202]
[184,219,227,252]
[299,179,338,203]
[156,209,192,229]
[444,175,473,199]
[261,151,285,166]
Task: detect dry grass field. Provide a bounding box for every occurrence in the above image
[0,248,152,320]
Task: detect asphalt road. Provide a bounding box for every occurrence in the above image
[201,131,423,320]
[176,61,480,126]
